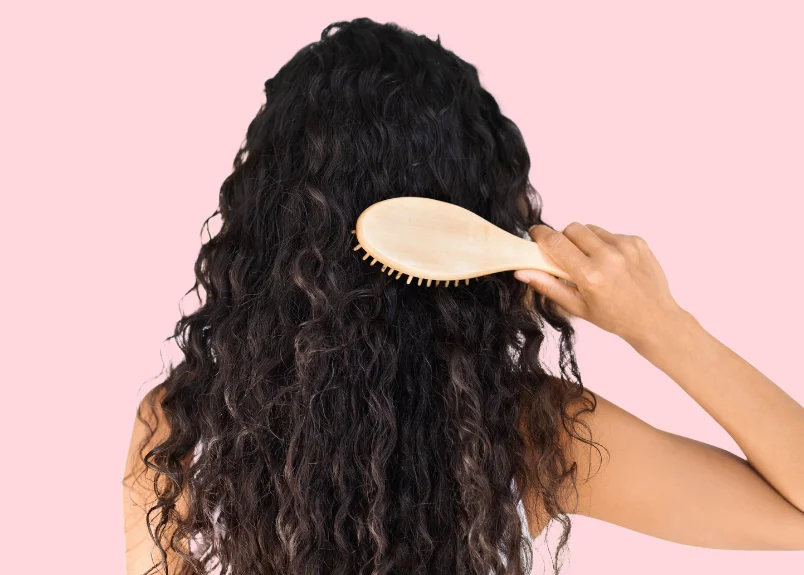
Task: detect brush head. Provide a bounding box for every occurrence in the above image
[350,197,569,286]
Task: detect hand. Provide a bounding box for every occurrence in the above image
[514,222,686,348]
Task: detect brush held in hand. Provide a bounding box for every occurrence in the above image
[351,197,573,287]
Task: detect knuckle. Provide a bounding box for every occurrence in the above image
[631,235,647,249]
[583,267,607,286]
[609,247,627,262]
[544,231,563,247]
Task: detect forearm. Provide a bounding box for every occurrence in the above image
[629,308,804,514]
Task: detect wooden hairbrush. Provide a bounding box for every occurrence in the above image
[350,197,573,287]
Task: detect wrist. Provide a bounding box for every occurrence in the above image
[626,306,701,360]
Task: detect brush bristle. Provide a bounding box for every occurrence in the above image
[352,237,484,286]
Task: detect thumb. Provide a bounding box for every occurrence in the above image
[513,269,584,317]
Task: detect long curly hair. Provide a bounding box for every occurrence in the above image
[133,17,601,575]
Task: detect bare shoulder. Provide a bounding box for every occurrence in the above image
[521,377,804,550]
[123,385,190,575]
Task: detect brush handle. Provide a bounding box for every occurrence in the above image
[494,232,575,283]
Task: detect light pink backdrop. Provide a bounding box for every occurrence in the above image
[2,1,802,574]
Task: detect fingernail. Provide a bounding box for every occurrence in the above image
[514,270,532,282]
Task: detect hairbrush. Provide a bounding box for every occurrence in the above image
[350,197,572,286]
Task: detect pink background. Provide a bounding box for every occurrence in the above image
[2,1,802,573]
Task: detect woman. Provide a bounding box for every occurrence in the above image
[123,18,804,575]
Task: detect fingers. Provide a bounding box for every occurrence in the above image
[527,224,594,280]
[514,269,587,318]
[584,223,619,246]
[560,222,611,257]
[586,224,647,259]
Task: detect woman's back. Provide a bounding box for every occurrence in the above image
[122,18,586,575]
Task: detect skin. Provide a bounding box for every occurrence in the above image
[123,224,804,575]
[515,223,804,549]
[123,384,190,575]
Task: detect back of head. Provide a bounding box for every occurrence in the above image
[140,17,592,575]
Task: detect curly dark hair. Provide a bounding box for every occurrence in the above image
[132,17,601,575]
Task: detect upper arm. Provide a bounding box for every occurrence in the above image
[122,386,190,575]
[524,384,804,550]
